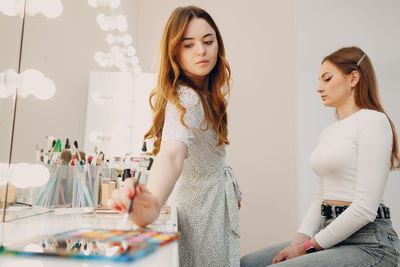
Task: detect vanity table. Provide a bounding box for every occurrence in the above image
[0,207,179,266]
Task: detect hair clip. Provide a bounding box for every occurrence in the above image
[356,54,366,67]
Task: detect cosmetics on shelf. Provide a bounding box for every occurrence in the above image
[18,138,154,209]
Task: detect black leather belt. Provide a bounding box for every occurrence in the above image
[321,204,390,219]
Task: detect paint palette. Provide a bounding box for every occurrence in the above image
[0,229,180,262]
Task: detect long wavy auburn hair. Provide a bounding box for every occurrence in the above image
[323,46,400,170]
[144,6,231,155]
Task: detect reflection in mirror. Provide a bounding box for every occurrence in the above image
[0,13,22,163]
[0,0,64,221]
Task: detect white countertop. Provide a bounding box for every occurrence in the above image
[0,206,179,267]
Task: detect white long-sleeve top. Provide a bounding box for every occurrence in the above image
[297,109,393,249]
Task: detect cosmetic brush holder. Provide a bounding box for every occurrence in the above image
[71,165,100,208]
[33,164,74,208]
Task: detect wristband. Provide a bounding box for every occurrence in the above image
[304,238,317,253]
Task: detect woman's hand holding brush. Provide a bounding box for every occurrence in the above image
[108,177,160,228]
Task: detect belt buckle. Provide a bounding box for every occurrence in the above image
[379,206,390,219]
[378,206,384,219]
[386,207,390,218]
[321,204,332,218]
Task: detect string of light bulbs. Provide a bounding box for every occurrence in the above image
[88,0,142,74]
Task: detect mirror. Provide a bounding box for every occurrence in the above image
[1,0,155,166]
[0,0,158,221]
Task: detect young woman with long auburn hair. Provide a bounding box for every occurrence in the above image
[241,46,400,266]
[109,6,242,266]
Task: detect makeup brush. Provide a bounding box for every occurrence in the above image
[40,149,44,164]
[74,140,84,165]
[47,140,56,164]
[121,172,141,229]
[46,136,55,151]
[61,138,72,165]
[96,151,104,166]
[87,156,93,165]
[147,157,154,171]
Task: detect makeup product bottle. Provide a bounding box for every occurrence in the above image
[122,168,131,182]
[117,174,123,189]
[96,151,104,166]
[47,140,57,164]
[141,141,149,156]
[52,139,62,164]
[122,153,132,182]
[73,140,85,165]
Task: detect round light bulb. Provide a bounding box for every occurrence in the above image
[127,46,136,56]
[34,78,56,100]
[26,0,41,16]
[133,65,142,74]
[12,163,33,188]
[115,52,125,63]
[108,16,116,31]
[111,45,120,54]
[31,164,50,187]
[40,0,63,18]
[94,51,103,63]
[0,69,17,98]
[122,34,132,45]
[130,56,139,66]
[119,65,128,72]
[88,0,98,7]
[0,0,21,16]
[96,13,105,25]
[95,52,107,68]
[20,69,45,98]
[0,163,12,183]
[99,0,108,6]
[116,14,127,32]
[106,33,114,45]
[109,0,120,8]
[106,53,115,67]
[0,74,7,98]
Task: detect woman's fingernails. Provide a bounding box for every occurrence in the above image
[115,205,121,211]
[138,185,143,193]
[128,190,134,199]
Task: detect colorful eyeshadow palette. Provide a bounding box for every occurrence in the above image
[0,229,180,262]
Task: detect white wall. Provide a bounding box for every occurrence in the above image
[295,0,400,233]
[83,71,156,156]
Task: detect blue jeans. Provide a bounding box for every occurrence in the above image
[241,218,400,266]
